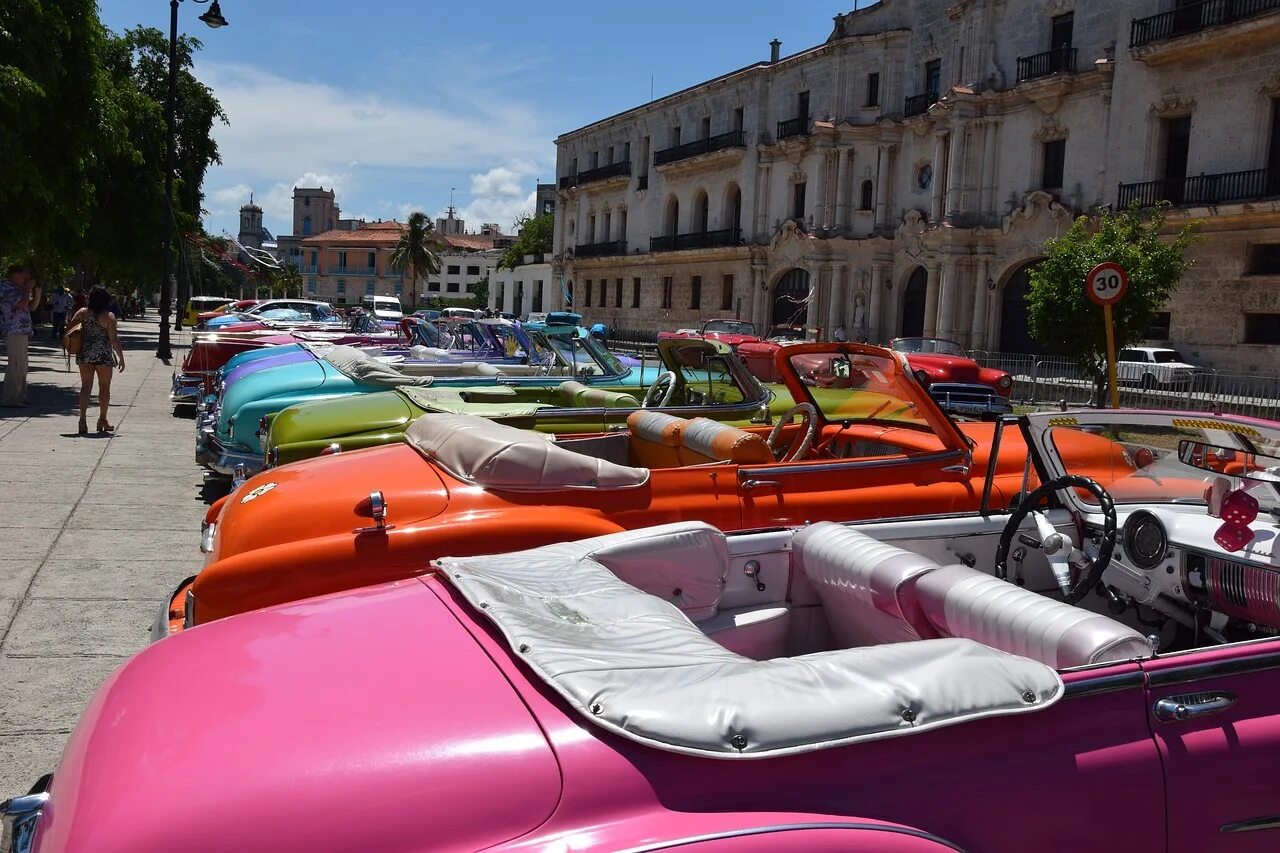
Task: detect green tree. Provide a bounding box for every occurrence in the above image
[1027,203,1197,393]
[389,212,442,308]
[0,0,109,262]
[269,264,303,298]
[470,275,489,310]
[498,212,553,270]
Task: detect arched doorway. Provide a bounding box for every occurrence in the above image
[999,261,1042,354]
[771,268,811,327]
[900,266,927,337]
[664,195,680,236]
[723,184,742,235]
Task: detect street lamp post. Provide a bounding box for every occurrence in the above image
[157,0,227,362]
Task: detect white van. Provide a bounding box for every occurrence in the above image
[361,294,403,320]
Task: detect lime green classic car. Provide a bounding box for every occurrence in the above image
[265,339,778,467]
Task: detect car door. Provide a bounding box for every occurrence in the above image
[1144,639,1280,850]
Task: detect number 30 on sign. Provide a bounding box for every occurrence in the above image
[1086,262,1128,306]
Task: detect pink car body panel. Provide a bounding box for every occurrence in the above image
[36,581,560,853]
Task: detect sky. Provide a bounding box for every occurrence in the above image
[98,0,842,239]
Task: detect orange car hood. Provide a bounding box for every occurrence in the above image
[209,445,448,566]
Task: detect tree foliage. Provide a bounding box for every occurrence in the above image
[1027,203,1197,374]
[0,7,225,297]
[498,213,553,270]
[469,275,489,310]
[389,212,442,307]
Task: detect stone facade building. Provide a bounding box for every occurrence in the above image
[552,0,1280,370]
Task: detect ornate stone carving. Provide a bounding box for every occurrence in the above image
[1149,94,1197,117]
[1000,190,1074,236]
[1033,120,1068,142]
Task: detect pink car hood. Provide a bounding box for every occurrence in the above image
[37,581,560,852]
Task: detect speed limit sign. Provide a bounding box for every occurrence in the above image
[1086,262,1128,306]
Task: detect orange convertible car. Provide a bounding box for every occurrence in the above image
[161,343,1132,636]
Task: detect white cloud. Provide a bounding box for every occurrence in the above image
[211,183,252,210]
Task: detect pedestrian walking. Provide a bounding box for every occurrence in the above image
[69,286,125,434]
[49,286,72,341]
[1,264,41,408]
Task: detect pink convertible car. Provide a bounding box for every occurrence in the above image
[9,410,1280,851]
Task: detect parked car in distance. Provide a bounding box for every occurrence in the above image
[1117,347,1197,389]
[441,307,480,320]
[658,318,762,349]
[890,337,1013,419]
[182,295,234,327]
[361,294,403,320]
[412,309,441,321]
[524,312,548,325]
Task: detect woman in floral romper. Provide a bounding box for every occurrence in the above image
[69,286,125,435]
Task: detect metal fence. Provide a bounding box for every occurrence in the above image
[968,351,1280,421]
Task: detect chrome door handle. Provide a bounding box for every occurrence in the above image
[1153,691,1237,722]
[740,479,782,492]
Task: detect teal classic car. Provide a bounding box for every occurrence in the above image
[265,337,771,466]
[197,326,691,481]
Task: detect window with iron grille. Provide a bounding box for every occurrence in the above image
[632,277,641,308]
[365,282,374,296]
[1041,139,1066,191]
[720,275,734,311]
[1146,312,1171,341]
[336,280,346,294]
[1245,313,1280,344]
[615,278,623,308]
[865,73,880,107]
[690,276,701,309]
[662,277,673,309]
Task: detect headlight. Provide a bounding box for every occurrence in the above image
[913,368,931,387]
[997,374,1013,389]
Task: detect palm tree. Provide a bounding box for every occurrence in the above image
[389,212,442,309]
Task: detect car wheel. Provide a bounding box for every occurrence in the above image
[1141,373,1157,390]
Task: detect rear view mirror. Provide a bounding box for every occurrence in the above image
[832,358,851,380]
[1177,440,1280,483]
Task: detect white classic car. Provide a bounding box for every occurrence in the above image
[1118,347,1198,389]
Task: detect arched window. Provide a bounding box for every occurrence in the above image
[724,184,742,236]
[302,215,313,235]
[693,189,710,233]
[860,180,874,211]
[664,195,680,236]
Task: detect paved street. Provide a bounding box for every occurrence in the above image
[0,315,203,793]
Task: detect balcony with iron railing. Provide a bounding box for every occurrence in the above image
[649,228,741,253]
[297,264,318,275]
[1117,168,1276,208]
[776,116,809,140]
[904,91,939,118]
[1130,0,1280,48]
[560,159,632,191]
[574,240,628,259]
[654,130,747,167]
[326,265,376,277]
[381,267,405,278]
[1016,47,1078,82]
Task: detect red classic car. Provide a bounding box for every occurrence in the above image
[20,410,1280,851]
[658,318,762,349]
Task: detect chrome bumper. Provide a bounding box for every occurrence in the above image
[150,574,198,643]
[169,371,205,405]
[929,383,1014,417]
[2,775,51,853]
[198,433,263,483]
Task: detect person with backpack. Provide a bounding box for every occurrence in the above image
[66,286,125,434]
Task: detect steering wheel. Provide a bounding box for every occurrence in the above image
[994,474,1117,604]
[767,403,818,462]
[643,371,678,407]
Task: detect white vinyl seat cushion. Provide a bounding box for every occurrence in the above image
[914,565,1153,669]
[793,522,941,647]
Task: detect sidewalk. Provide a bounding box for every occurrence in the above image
[0,315,205,793]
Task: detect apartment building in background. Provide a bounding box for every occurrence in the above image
[552,0,1280,370]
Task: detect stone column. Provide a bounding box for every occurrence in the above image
[930,133,947,221]
[937,258,959,341]
[751,266,768,329]
[830,263,849,332]
[873,145,888,230]
[811,150,829,230]
[923,261,941,337]
[833,149,850,232]
[944,123,966,222]
[970,256,991,351]
[869,262,887,343]
[980,120,999,219]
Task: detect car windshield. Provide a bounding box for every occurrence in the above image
[891,338,964,356]
[545,329,624,376]
[786,350,933,429]
[1152,350,1185,364]
[703,320,755,335]
[256,308,309,322]
[1045,416,1280,512]
[665,343,752,405]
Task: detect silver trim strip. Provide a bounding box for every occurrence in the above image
[740,449,965,479]
[618,821,964,852]
[1222,815,1280,834]
[1147,649,1280,688]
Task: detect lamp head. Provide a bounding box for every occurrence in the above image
[199,1,228,28]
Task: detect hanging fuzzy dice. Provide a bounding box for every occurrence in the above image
[1214,488,1260,552]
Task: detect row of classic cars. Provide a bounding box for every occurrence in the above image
[8,325,1280,850]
